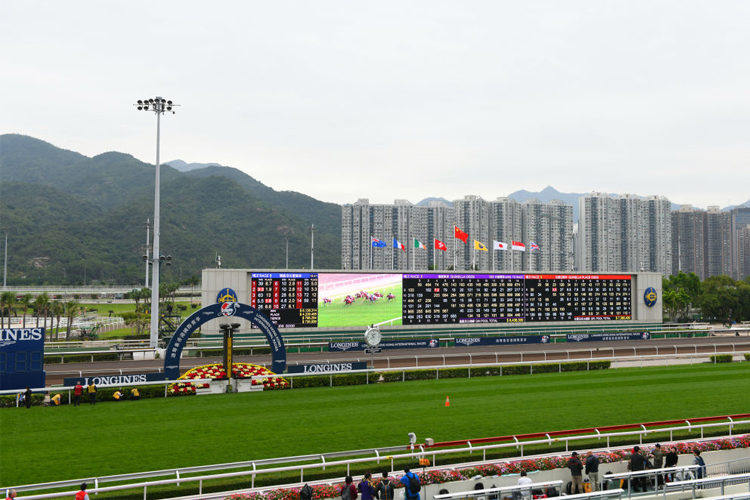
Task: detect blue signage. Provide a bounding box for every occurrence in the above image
[164,302,286,379]
[287,362,368,374]
[216,288,238,303]
[328,339,440,352]
[0,328,46,390]
[454,335,550,347]
[644,287,657,307]
[566,332,651,342]
[63,373,166,386]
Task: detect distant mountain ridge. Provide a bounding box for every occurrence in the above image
[0,134,341,286]
[166,159,222,172]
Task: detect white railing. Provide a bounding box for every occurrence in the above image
[663,472,750,499]
[5,420,750,499]
[434,480,566,500]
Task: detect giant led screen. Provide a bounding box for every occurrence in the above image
[248,272,633,329]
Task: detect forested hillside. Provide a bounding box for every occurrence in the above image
[0,134,341,285]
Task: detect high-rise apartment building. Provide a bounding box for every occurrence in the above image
[671,205,733,279]
[578,192,672,275]
[731,207,750,279]
[671,205,706,279]
[342,196,572,271]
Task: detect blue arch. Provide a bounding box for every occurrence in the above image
[163,302,286,380]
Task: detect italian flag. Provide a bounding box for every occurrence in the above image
[414,239,426,249]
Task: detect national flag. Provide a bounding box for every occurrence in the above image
[530,242,540,251]
[371,237,386,248]
[434,239,447,251]
[393,238,406,252]
[414,239,426,249]
[454,226,468,243]
[493,240,508,250]
[511,241,526,252]
[474,240,488,251]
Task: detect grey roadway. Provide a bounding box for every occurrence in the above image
[43,335,750,385]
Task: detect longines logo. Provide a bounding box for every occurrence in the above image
[0,328,44,347]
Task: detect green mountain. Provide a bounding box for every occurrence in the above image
[0,134,341,285]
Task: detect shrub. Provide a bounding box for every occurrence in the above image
[709,354,733,363]
[744,353,750,362]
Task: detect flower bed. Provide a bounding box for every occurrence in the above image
[169,363,288,395]
[223,435,750,500]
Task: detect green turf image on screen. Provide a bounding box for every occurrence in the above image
[317,273,403,327]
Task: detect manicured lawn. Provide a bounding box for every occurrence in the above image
[1,362,749,487]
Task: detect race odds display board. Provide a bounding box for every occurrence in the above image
[246,272,633,329]
[250,273,318,328]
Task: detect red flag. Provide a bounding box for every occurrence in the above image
[454,226,468,243]
[435,239,447,251]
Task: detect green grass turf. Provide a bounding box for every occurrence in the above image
[1,363,749,487]
[318,283,403,327]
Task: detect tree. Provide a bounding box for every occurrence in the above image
[18,293,33,328]
[0,291,15,328]
[662,272,701,322]
[50,301,64,341]
[699,275,739,323]
[34,293,50,329]
[64,300,81,340]
[181,274,200,305]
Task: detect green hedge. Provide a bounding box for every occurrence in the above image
[710,354,734,363]
[745,353,750,362]
[289,361,611,388]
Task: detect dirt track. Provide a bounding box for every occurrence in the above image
[43,335,750,385]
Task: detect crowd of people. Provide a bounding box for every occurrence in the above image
[17,381,141,407]
[566,445,708,493]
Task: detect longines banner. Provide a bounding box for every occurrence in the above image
[63,373,167,386]
[328,339,440,352]
[453,335,551,347]
[287,362,368,374]
[566,332,651,342]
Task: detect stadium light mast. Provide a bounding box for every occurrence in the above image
[134,97,178,348]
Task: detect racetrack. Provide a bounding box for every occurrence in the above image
[42,335,750,385]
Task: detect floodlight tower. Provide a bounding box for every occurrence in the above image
[134,97,178,348]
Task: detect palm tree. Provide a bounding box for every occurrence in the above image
[64,300,81,340]
[18,293,33,328]
[50,301,65,341]
[34,293,50,329]
[0,291,15,328]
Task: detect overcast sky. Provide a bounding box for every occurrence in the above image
[3,1,749,208]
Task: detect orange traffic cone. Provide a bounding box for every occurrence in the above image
[445,396,450,407]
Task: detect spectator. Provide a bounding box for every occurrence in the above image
[629,446,650,492]
[23,386,32,409]
[585,451,600,491]
[665,446,679,481]
[6,489,17,500]
[651,444,664,488]
[87,382,97,405]
[567,452,584,494]
[517,470,533,499]
[693,449,706,479]
[300,483,313,500]
[341,476,358,500]
[375,472,394,500]
[75,483,90,500]
[359,471,375,500]
[400,467,421,500]
[73,381,83,406]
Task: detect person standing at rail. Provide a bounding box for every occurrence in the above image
[87,382,97,405]
[73,381,83,406]
[75,483,90,500]
[585,451,600,491]
[400,467,421,500]
[567,452,584,494]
